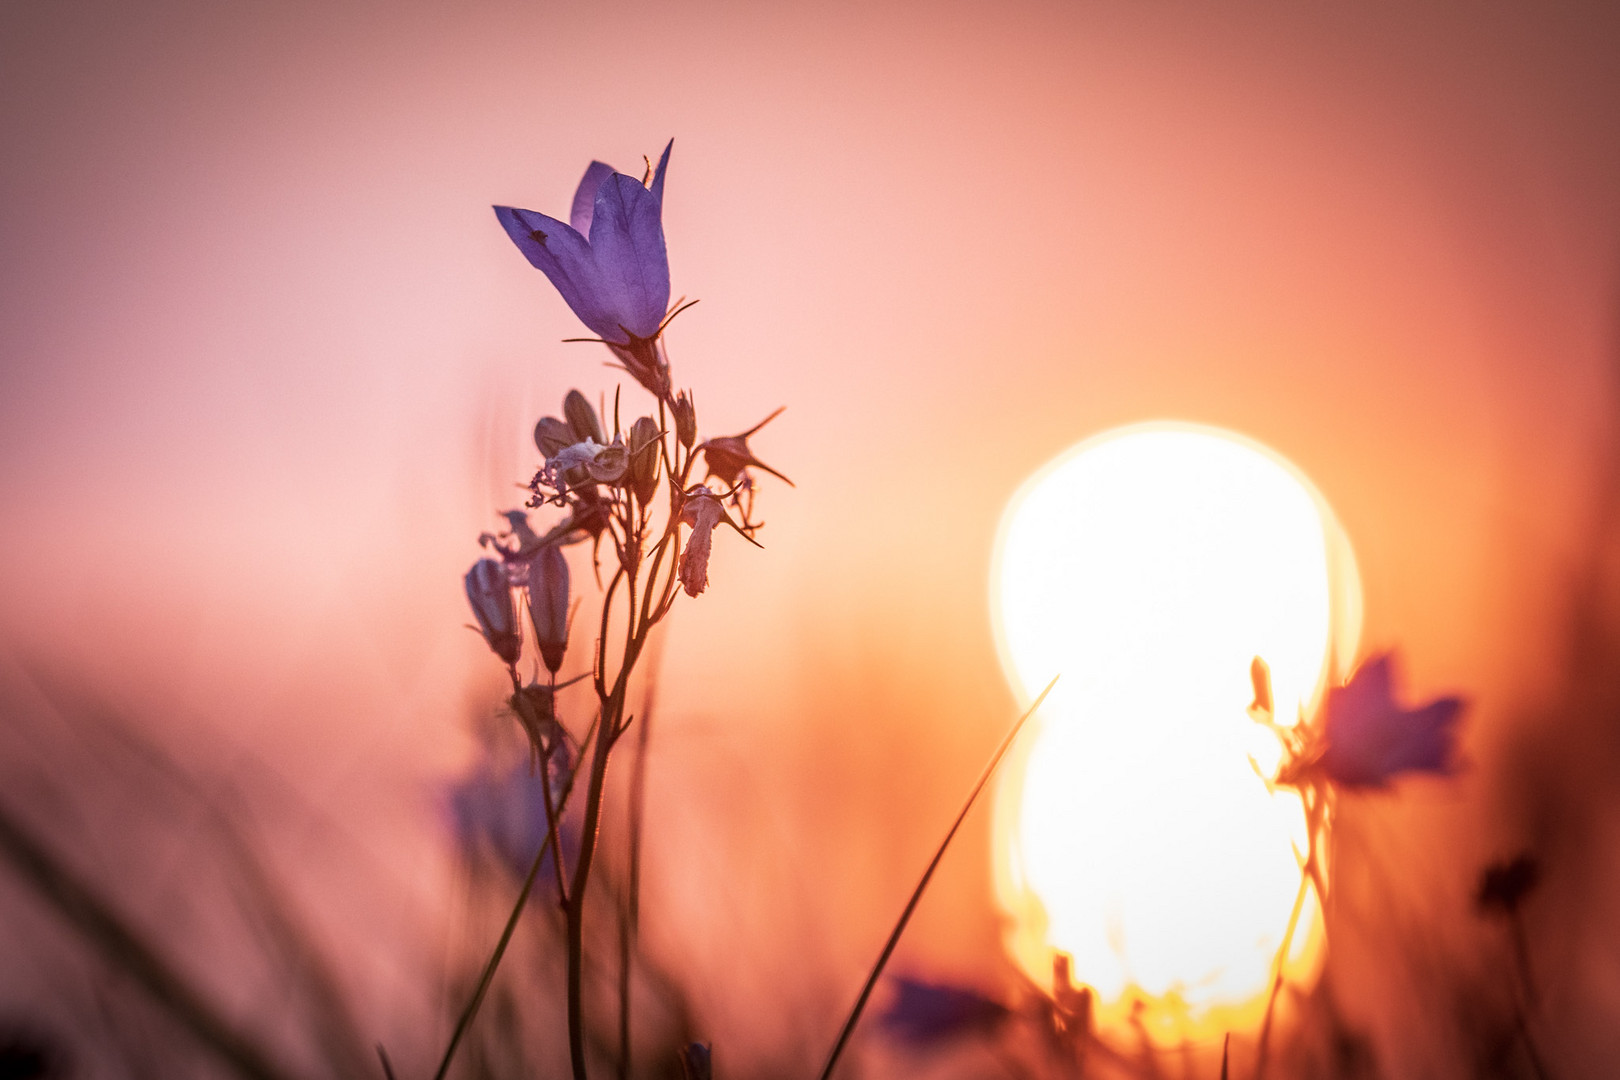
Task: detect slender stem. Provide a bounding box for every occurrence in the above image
[1508,910,1553,1080]
[566,682,623,1080]
[433,717,596,1080]
[513,668,571,910]
[539,756,571,907]
[617,641,663,1079]
[816,676,1059,1080]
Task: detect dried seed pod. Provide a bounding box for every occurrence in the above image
[563,389,605,445]
[527,545,569,674]
[535,416,575,458]
[628,416,661,503]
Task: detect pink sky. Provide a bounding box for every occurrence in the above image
[3,2,1619,1074]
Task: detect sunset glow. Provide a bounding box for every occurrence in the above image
[991,424,1362,1044]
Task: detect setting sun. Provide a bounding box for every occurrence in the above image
[991,423,1362,1044]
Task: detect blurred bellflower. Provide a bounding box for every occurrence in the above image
[449,756,579,885]
[1280,653,1466,789]
[495,142,676,397]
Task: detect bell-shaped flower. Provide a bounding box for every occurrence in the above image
[1315,653,1464,789]
[465,558,521,666]
[527,544,570,675]
[677,485,759,597]
[494,142,673,353]
[700,407,792,488]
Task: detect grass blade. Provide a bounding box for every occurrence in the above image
[816,675,1059,1080]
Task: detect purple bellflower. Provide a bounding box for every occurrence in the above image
[495,142,675,396]
[1315,653,1465,789]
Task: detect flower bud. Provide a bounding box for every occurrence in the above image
[465,558,520,666]
[672,391,697,450]
[1248,655,1273,720]
[563,389,605,445]
[535,416,574,458]
[526,545,570,675]
[628,416,661,503]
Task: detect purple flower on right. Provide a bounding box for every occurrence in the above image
[1315,653,1465,789]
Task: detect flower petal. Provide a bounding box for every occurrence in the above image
[493,205,619,341]
[587,174,671,340]
[650,139,673,206]
[570,161,615,235]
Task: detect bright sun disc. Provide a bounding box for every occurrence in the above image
[990,423,1361,1045]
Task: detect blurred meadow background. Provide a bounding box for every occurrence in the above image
[3,1,1620,1076]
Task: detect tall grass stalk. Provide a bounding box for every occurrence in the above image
[816,675,1059,1080]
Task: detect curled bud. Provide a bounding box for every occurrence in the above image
[563,389,605,445]
[527,545,570,674]
[465,558,520,666]
[535,416,575,458]
[628,416,661,503]
[672,391,698,450]
[677,486,760,597]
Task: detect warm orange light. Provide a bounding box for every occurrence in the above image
[990,423,1361,1045]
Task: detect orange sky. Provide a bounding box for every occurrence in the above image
[3,2,1620,1073]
